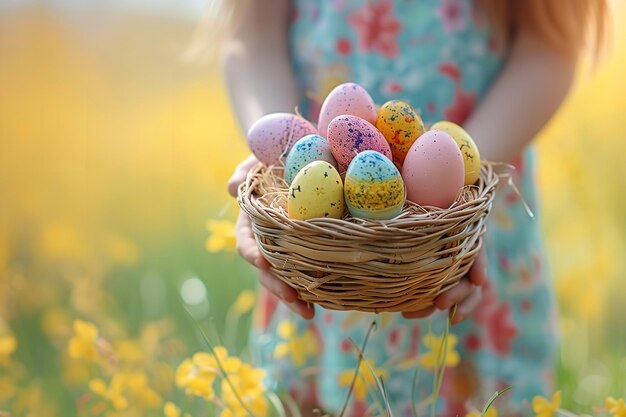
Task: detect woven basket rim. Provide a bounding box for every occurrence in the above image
[236,161,500,313]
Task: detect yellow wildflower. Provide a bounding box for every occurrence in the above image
[532,391,561,417]
[231,290,256,316]
[90,376,128,411]
[206,219,236,253]
[419,333,460,370]
[164,401,191,417]
[0,334,17,366]
[606,397,626,417]
[274,320,318,367]
[90,371,161,411]
[175,346,235,399]
[0,377,17,402]
[338,359,388,402]
[103,234,140,265]
[125,371,162,408]
[466,406,498,417]
[220,363,268,417]
[164,402,181,417]
[68,320,99,361]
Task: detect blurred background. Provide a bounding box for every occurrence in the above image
[0,1,624,416]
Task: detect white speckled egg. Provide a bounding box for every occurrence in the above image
[247,113,317,165]
[288,161,345,220]
[430,121,481,185]
[344,151,405,220]
[401,130,465,208]
[284,134,338,185]
[318,83,377,138]
[327,115,393,172]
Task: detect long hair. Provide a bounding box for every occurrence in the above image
[479,0,611,59]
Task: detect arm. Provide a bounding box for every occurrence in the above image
[222,0,315,319]
[220,0,299,132]
[405,27,579,324]
[464,27,578,163]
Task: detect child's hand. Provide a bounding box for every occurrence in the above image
[228,155,316,320]
[402,248,487,325]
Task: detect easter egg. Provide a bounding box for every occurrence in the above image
[247,113,317,165]
[327,115,393,172]
[284,134,338,185]
[401,130,464,208]
[344,151,405,220]
[318,83,377,138]
[375,100,425,166]
[431,121,481,185]
[288,161,345,220]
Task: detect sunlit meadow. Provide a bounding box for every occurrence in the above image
[0,3,625,416]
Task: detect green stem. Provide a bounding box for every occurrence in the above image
[480,387,511,416]
[338,317,378,417]
[186,308,258,417]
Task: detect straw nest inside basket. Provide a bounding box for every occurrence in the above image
[237,162,499,313]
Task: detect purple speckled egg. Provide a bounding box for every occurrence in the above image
[327,115,393,172]
[318,83,377,139]
[247,113,317,165]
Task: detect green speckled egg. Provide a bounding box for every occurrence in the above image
[287,161,345,220]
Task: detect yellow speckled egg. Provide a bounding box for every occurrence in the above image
[288,161,345,220]
[375,100,425,166]
[430,121,481,185]
[344,151,405,220]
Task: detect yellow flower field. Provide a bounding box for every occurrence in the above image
[0,3,625,416]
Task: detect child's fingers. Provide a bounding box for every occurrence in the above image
[286,299,316,320]
[401,306,436,320]
[434,278,473,310]
[258,270,298,303]
[450,286,482,325]
[468,247,487,286]
[258,270,315,320]
[235,210,271,270]
[228,154,259,197]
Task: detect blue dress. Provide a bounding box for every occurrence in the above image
[251,1,558,415]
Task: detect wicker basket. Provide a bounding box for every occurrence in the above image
[238,162,499,313]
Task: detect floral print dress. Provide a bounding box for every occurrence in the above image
[250,1,558,415]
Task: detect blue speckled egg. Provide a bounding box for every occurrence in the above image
[344,151,406,220]
[284,134,338,185]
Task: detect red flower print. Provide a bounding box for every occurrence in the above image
[439,62,476,124]
[444,88,476,124]
[406,324,421,358]
[436,0,467,34]
[465,333,481,352]
[348,0,402,58]
[439,62,461,83]
[336,37,352,55]
[521,299,533,313]
[474,283,518,357]
[486,304,518,356]
[439,364,479,416]
[382,79,403,95]
[340,338,352,353]
[256,287,279,331]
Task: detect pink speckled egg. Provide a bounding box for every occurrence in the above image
[401,130,465,208]
[327,115,393,172]
[247,113,317,165]
[318,83,377,138]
